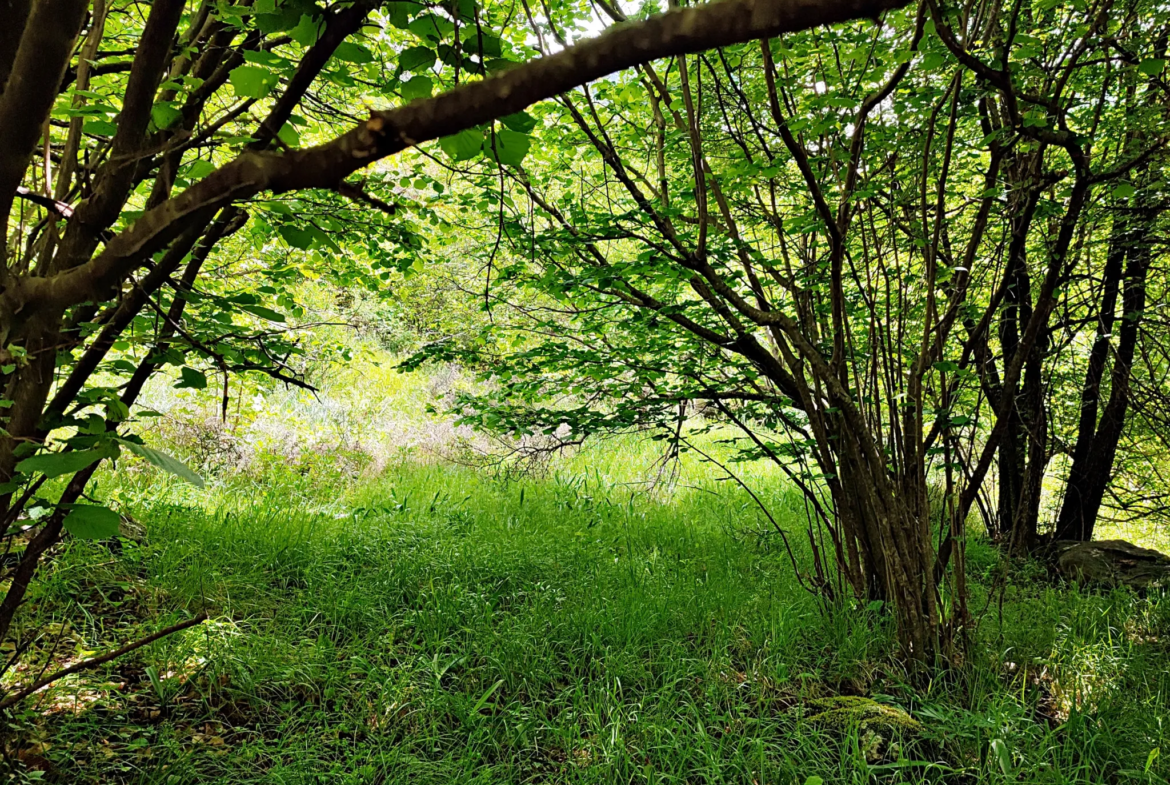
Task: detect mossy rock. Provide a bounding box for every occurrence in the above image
[805,696,921,762]
[1048,539,1170,589]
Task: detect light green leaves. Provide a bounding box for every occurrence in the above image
[243,50,290,69]
[919,51,947,70]
[229,65,279,99]
[186,160,217,179]
[63,505,121,540]
[278,123,300,147]
[1112,182,1137,199]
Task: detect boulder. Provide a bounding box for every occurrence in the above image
[1048,539,1170,589]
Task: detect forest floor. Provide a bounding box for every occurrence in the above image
[2,444,1168,785]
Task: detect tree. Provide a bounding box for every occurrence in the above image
[0,0,910,692]
[407,0,1170,664]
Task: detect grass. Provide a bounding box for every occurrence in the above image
[2,439,1169,784]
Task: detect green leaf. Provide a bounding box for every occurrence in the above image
[408,14,453,42]
[151,102,182,130]
[63,505,121,540]
[384,1,421,29]
[277,123,300,147]
[500,111,536,133]
[177,367,208,390]
[1112,182,1137,199]
[484,58,520,73]
[16,449,104,478]
[243,50,289,68]
[1139,58,1166,76]
[804,778,824,785]
[84,119,118,136]
[311,225,342,252]
[122,442,204,487]
[255,8,301,34]
[398,45,436,72]
[453,0,477,21]
[279,225,315,249]
[438,128,484,161]
[106,398,130,422]
[242,304,286,322]
[485,128,530,167]
[186,159,217,179]
[435,43,462,68]
[334,42,374,63]
[400,75,433,100]
[469,678,504,715]
[229,65,279,99]
[920,51,946,70]
[290,14,324,46]
[462,31,502,58]
[990,739,1013,777]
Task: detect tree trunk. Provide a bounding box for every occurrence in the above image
[1054,205,1155,541]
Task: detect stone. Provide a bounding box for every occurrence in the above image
[1048,539,1170,589]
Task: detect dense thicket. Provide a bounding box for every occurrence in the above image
[406,0,1170,662]
[0,0,1168,686]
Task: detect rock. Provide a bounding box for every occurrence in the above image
[1049,539,1170,589]
[804,696,920,762]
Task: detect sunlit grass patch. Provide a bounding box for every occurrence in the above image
[3,450,1169,783]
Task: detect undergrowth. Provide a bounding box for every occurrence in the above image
[1,444,1167,783]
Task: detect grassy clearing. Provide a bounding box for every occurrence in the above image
[3,440,1169,783]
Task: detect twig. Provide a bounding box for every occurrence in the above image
[14,186,74,218]
[0,613,209,710]
[336,180,397,215]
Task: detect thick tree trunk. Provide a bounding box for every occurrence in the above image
[833,426,940,666]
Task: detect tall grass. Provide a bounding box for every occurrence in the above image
[4,438,1168,784]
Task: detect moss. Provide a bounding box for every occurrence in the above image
[807,695,920,731]
[805,696,921,762]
